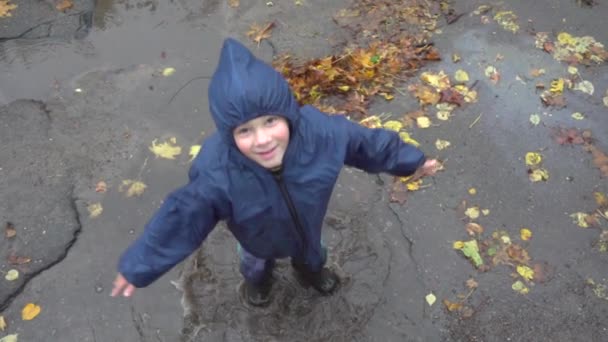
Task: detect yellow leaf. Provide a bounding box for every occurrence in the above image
[517,265,534,281]
[550,78,564,93]
[0,334,17,342]
[435,139,451,150]
[574,80,594,95]
[571,112,585,120]
[570,212,590,228]
[383,120,403,132]
[529,168,549,182]
[482,209,490,216]
[454,70,469,83]
[484,66,497,78]
[468,188,477,195]
[452,54,461,63]
[420,71,451,90]
[228,0,239,8]
[87,203,103,218]
[557,32,575,46]
[594,192,608,207]
[567,66,578,74]
[425,293,436,306]
[512,280,529,294]
[338,85,350,91]
[162,67,176,77]
[189,145,201,162]
[416,116,431,128]
[149,138,182,159]
[436,111,451,121]
[465,207,480,220]
[359,115,382,129]
[5,269,19,281]
[0,0,17,17]
[381,92,395,100]
[453,241,465,249]
[22,303,41,321]
[494,11,519,33]
[529,114,541,126]
[406,179,423,191]
[520,228,532,241]
[399,132,420,147]
[119,180,147,197]
[0,315,6,331]
[525,152,542,166]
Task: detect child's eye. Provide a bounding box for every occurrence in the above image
[236,128,250,135]
[265,117,277,125]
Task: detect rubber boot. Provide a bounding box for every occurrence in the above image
[292,263,339,295]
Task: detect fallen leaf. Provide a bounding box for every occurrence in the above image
[468,187,477,195]
[437,110,451,121]
[466,278,478,289]
[540,90,566,108]
[0,334,17,342]
[5,222,16,238]
[405,179,423,191]
[0,0,17,17]
[482,209,490,216]
[0,315,5,331]
[594,192,608,208]
[399,132,420,147]
[461,240,483,267]
[119,180,147,197]
[525,152,542,166]
[435,139,451,150]
[466,222,484,236]
[529,114,541,126]
[460,306,474,319]
[484,66,500,84]
[426,293,437,306]
[439,88,465,106]
[550,78,564,93]
[473,4,492,15]
[567,66,578,75]
[520,228,532,241]
[21,303,41,321]
[88,203,103,218]
[574,80,594,95]
[443,299,463,312]
[529,68,546,77]
[420,71,451,90]
[416,116,431,128]
[413,85,441,105]
[452,54,461,63]
[571,112,585,120]
[570,212,590,228]
[189,145,201,162]
[383,120,403,132]
[517,265,535,281]
[162,67,176,77]
[532,262,552,283]
[5,269,19,281]
[529,168,549,182]
[247,22,275,46]
[454,70,469,83]
[95,181,107,193]
[228,0,239,7]
[604,90,608,107]
[8,255,30,265]
[494,11,519,33]
[465,207,480,220]
[453,241,465,249]
[55,0,73,12]
[512,280,529,294]
[149,137,182,159]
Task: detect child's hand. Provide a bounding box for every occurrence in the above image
[111,273,136,297]
[420,159,439,176]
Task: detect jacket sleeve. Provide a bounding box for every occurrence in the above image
[117,179,219,287]
[330,114,426,177]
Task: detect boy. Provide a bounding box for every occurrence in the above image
[111,38,438,307]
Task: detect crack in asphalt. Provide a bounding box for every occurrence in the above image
[0,185,83,311]
[0,11,90,42]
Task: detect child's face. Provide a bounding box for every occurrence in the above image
[233,115,290,169]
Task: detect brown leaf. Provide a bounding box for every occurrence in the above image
[506,244,530,264]
[95,181,107,193]
[543,41,555,53]
[247,22,275,46]
[228,0,239,8]
[8,255,31,265]
[443,299,463,312]
[439,88,465,106]
[389,180,409,205]
[5,222,16,238]
[460,306,475,319]
[465,278,479,289]
[423,48,441,61]
[56,0,73,12]
[466,222,484,236]
[540,91,566,108]
[532,262,553,283]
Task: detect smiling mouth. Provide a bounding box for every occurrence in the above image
[256,146,277,159]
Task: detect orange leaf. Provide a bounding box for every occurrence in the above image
[247,22,275,46]
[56,0,73,12]
[443,299,463,312]
[22,303,41,320]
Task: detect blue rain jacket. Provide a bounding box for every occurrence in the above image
[118,38,426,287]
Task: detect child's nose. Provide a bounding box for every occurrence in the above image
[254,131,271,145]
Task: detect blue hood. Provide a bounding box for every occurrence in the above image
[208,38,301,145]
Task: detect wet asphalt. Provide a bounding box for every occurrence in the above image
[1,0,608,341]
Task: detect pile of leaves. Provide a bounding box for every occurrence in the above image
[471,5,520,33]
[273,39,440,117]
[550,127,608,177]
[570,191,608,230]
[536,31,608,65]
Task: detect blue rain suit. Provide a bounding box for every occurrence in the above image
[117,38,426,287]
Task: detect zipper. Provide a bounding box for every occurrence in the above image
[273,172,308,251]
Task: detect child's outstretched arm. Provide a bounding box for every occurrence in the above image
[111,180,220,297]
[331,114,436,177]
